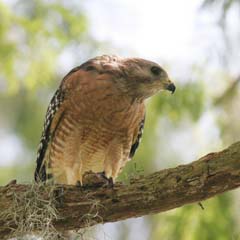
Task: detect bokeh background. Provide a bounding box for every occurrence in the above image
[0,0,240,239]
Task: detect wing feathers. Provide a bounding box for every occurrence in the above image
[129,115,145,159]
[34,88,65,181]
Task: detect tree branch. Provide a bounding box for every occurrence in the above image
[1,141,240,239]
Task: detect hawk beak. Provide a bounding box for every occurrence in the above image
[166,83,176,94]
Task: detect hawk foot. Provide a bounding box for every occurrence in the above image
[54,187,65,207]
[97,172,114,188]
[82,171,114,188]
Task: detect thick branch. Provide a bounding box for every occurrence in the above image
[1,141,240,238]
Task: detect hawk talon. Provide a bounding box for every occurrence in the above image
[76,180,82,187]
[98,172,114,188]
[108,177,114,188]
[54,187,65,207]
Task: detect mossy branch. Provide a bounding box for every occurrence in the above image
[1,141,240,239]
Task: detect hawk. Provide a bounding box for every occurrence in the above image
[35,55,175,185]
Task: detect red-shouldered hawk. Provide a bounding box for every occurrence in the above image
[34,55,175,185]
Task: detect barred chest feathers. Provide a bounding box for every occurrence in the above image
[35,55,175,185]
[49,77,145,184]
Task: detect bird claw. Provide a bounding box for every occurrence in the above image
[82,171,114,188]
[97,172,114,188]
[54,187,65,207]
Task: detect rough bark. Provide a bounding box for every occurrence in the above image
[1,141,240,239]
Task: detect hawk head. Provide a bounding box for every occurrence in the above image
[81,55,175,101]
[121,57,175,100]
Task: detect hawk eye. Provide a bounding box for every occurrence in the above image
[151,66,161,76]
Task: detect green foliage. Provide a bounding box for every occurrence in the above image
[0,164,34,185]
[0,0,90,153]
[0,92,45,149]
[150,193,238,240]
[0,0,87,94]
[153,82,205,122]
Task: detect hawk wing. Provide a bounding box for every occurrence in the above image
[34,66,83,182]
[34,88,65,181]
[129,115,145,159]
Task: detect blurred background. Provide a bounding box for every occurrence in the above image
[0,0,240,239]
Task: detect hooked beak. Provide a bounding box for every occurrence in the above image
[166,83,176,94]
